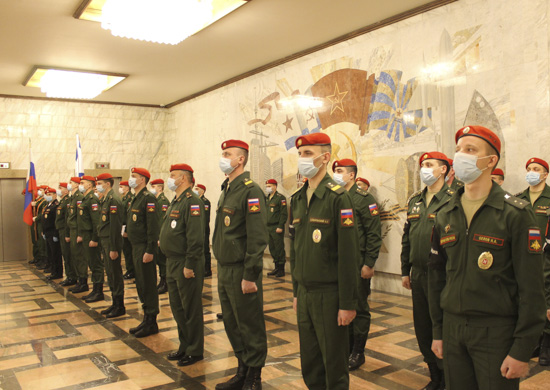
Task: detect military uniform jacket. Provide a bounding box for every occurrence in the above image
[212,171,268,282]
[428,182,546,362]
[42,200,59,238]
[516,184,550,233]
[121,192,134,228]
[266,191,288,229]
[35,197,47,226]
[156,192,170,222]
[201,195,211,235]
[289,173,359,310]
[66,192,84,237]
[449,178,464,191]
[55,195,70,234]
[159,187,205,268]
[97,189,123,250]
[350,183,382,268]
[401,184,454,276]
[77,191,100,241]
[126,188,159,254]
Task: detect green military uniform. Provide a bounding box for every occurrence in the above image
[67,191,86,280]
[155,192,170,279]
[127,188,159,316]
[201,194,212,274]
[121,191,134,275]
[290,174,359,389]
[30,200,41,262]
[159,187,205,356]
[36,197,48,264]
[55,193,75,280]
[77,191,103,284]
[349,183,382,343]
[97,189,124,300]
[428,183,546,389]
[212,171,268,368]
[449,177,464,191]
[401,184,453,370]
[266,191,288,266]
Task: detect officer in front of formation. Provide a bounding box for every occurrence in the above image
[491,168,505,186]
[212,140,268,390]
[119,180,135,280]
[56,182,76,286]
[401,152,453,390]
[150,178,170,294]
[290,133,359,389]
[42,187,63,280]
[127,167,160,338]
[515,157,550,366]
[265,179,288,277]
[428,126,546,389]
[159,164,205,367]
[194,184,212,277]
[96,173,126,318]
[66,177,88,293]
[332,158,382,372]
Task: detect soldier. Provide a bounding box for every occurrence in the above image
[290,133,359,389]
[355,177,370,192]
[66,178,88,293]
[515,157,550,366]
[126,167,160,338]
[28,187,41,265]
[96,173,126,318]
[212,140,268,390]
[428,126,546,389]
[160,164,205,366]
[194,184,212,277]
[77,176,104,302]
[401,152,452,390]
[120,181,135,280]
[491,168,505,186]
[151,178,170,294]
[265,179,288,277]
[55,183,75,285]
[33,186,49,270]
[332,159,382,371]
[42,188,63,280]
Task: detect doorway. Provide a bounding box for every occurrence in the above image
[0,178,28,261]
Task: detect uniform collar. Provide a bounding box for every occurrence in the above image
[421,182,450,202]
[349,183,359,193]
[175,187,193,202]
[450,181,506,211]
[301,173,332,200]
[222,171,250,191]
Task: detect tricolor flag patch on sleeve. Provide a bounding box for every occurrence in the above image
[248,198,260,213]
[91,204,98,211]
[77,201,82,206]
[205,205,209,210]
[110,205,117,214]
[190,204,201,216]
[340,209,354,227]
[162,204,168,212]
[281,199,286,206]
[528,228,542,253]
[368,203,379,216]
[147,203,156,212]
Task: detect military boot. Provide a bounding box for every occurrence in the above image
[422,362,443,390]
[242,366,262,390]
[157,276,168,294]
[349,336,367,371]
[106,296,126,318]
[539,332,550,366]
[215,359,248,390]
[134,314,159,338]
[69,277,89,293]
[85,283,104,303]
[274,263,285,277]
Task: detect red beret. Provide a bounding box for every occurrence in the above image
[131,167,150,179]
[526,158,549,172]
[419,151,449,166]
[119,181,129,186]
[448,159,453,166]
[266,179,278,185]
[70,177,81,184]
[455,126,501,157]
[296,132,331,148]
[332,159,357,172]
[150,179,164,185]
[59,182,68,188]
[356,177,370,186]
[81,175,96,183]
[39,185,48,189]
[46,187,57,194]
[221,140,249,151]
[491,168,505,177]
[170,164,193,173]
[96,173,113,181]
[196,184,206,191]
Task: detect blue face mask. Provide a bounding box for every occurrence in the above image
[332,173,346,186]
[420,167,440,186]
[453,152,491,184]
[298,154,324,179]
[167,177,178,191]
[219,157,238,175]
[45,195,53,202]
[526,171,541,186]
[128,177,138,189]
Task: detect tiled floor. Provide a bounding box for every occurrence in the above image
[0,259,548,390]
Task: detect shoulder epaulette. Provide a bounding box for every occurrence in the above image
[291,187,302,198]
[406,190,422,205]
[355,188,368,197]
[185,192,192,198]
[244,178,253,186]
[504,193,529,209]
[326,181,345,194]
[445,188,455,196]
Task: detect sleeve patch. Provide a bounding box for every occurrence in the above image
[190,205,201,216]
[368,203,379,216]
[110,205,117,214]
[529,228,542,253]
[281,199,286,206]
[205,205,209,210]
[147,203,156,212]
[248,198,260,213]
[91,204,98,211]
[440,234,456,246]
[162,204,168,211]
[77,201,82,206]
[340,208,354,227]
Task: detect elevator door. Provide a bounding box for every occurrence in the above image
[0,178,28,261]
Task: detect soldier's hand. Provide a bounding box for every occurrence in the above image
[547,309,550,322]
[109,251,118,260]
[337,309,356,326]
[184,267,195,279]
[361,265,374,279]
[276,228,283,233]
[500,355,529,379]
[89,241,98,247]
[32,216,37,221]
[143,252,153,263]
[65,237,70,243]
[31,201,36,207]
[122,232,128,238]
[241,279,258,294]
[77,236,83,243]
[293,297,297,313]
[432,340,443,359]
[401,276,411,290]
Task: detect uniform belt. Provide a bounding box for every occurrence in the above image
[444,312,517,327]
[299,283,338,293]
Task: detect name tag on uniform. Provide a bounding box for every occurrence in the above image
[440,234,456,245]
[309,217,330,224]
[473,234,504,246]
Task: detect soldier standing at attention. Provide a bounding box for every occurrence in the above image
[491,168,505,186]
[212,140,268,390]
[429,126,546,389]
[96,173,126,318]
[33,187,48,270]
[120,181,135,280]
[127,167,160,338]
[67,177,88,293]
[194,184,212,277]
[151,178,170,294]
[401,152,453,390]
[355,177,370,192]
[160,164,205,366]
[265,179,288,278]
[290,133,359,389]
[43,187,63,280]
[332,159,382,372]
[56,182,76,286]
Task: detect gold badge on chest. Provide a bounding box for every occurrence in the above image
[79,210,83,215]
[224,215,231,226]
[102,215,106,222]
[312,229,322,243]
[132,214,137,222]
[478,251,493,270]
[445,224,451,233]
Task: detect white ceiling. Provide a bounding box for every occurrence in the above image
[0,0,452,107]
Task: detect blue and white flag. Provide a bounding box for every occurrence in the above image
[75,134,84,177]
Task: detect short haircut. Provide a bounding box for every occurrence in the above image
[105,178,114,187]
[436,160,450,178]
[321,145,332,154]
[237,148,249,167]
[345,166,357,179]
[182,170,194,184]
[143,176,150,185]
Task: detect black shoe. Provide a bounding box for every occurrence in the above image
[70,278,89,293]
[422,363,443,390]
[101,305,115,315]
[47,274,63,280]
[106,304,126,318]
[177,355,204,366]
[134,315,159,338]
[540,333,550,366]
[157,277,167,294]
[60,278,77,286]
[81,283,97,300]
[129,319,146,334]
[349,336,367,371]
[167,351,185,361]
[204,270,212,277]
[29,258,38,264]
[216,313,223,320]
[43,267,52,274]
[36,262,47,270]
[85,283,104,303]
[215,359,248,390]
[242,366,262,390]
[267,266,278,276]
[123,271,135,280]
[274,266,285,277]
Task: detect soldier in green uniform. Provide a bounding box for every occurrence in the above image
[515,157,550,366]
[265,179,288,277]
[66,178,88,293]
[401,152,453,390]
[491,168,505,186]
[33,187,49,270]
[355,177,370,192]
[194,184,212,277]
[445,159,464,191]
[120,181,135,279]
[212,140,268,390]
[428,126,546,390]
[160,164,205,366]
[151,178,170,294]
[96,173,126,318]
[56,183,76,286]
[332,159,382,372]
[77,175,104,302]
[290,133,359,389]
[127,167,160,338]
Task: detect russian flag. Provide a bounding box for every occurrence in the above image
[23,148,37,226]
[75,134,84,177]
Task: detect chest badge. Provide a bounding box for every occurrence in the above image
[102,215,106,222]
[478,251,493,270]
[270,207,274,212]
[312,229,322,243]
[171,220,177,229]
[224,215,231,227]
[57,210,61,215]
[445,224,451,233]
[132,214,137,222]
[79,210,83,215]
[45,214,48,219]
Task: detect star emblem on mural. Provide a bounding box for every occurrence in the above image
[327,83,348,115]
[283,115,294,132]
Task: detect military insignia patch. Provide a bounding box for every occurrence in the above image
[528,228,542,252]
[368,204,379,216]
[340,209,354,227]
[205,205,209,210]
[190,205,201,216]
[444,224,451,233]
[171,220,177,229]
[248,198,260,213]
[102,215,106,222]
[473,234,504,247]
[132,214,137,221]
[147,203,156,212]
[281,199,286,206]
[440,234,456,246]
[478,251,493,269]
[312,229,322,243]
[224,215,231,226]
[110,205,117,214]
[77,201,82,206]
[428,213,436,220]
[162,204,168,212]
[91,203,98,211]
